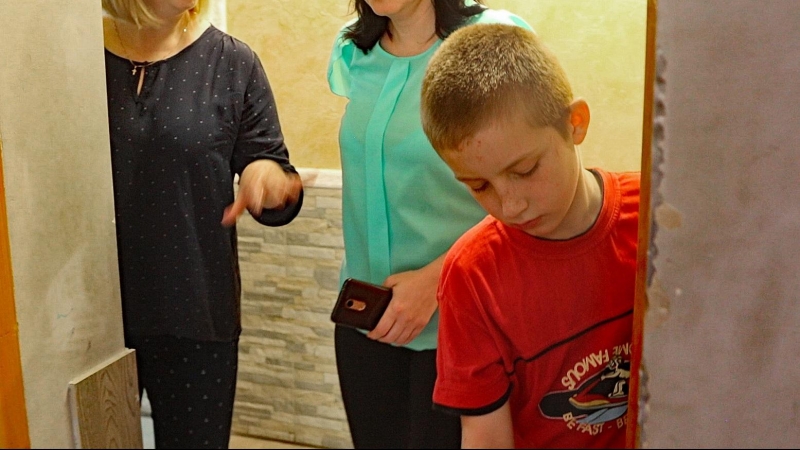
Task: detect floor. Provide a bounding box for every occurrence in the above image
[141,392,316,449]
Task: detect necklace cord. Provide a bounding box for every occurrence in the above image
[112,15,189,76]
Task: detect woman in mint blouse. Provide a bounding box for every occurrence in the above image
[327,1,531,447]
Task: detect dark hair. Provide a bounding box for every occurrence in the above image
[344,0,486,53]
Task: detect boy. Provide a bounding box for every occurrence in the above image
[420,24,640,448]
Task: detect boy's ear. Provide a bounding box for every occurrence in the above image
[568,99,590,145]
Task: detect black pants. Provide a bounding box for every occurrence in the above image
[335,325,461,449]
[128,335,239,449]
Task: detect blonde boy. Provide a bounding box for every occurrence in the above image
[421,24,640,448]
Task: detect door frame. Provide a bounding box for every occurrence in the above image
[0,140,31,448]
[627,0,657,447]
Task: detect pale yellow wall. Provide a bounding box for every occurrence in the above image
[227,0,352,169]
[489,0,646,172]
[227,0,645,171]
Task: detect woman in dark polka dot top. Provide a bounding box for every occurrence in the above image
[102,1,303,447]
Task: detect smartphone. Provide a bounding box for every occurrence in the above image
[330,278,393,331]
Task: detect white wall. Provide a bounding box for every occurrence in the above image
[0,1,126,447]
[643,1,800,447]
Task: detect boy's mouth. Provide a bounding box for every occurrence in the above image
[509,216,542,230]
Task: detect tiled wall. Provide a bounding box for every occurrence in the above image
[231,169,353,448]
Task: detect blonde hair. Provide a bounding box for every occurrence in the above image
[421,23,573,153]
[102,0,209,28]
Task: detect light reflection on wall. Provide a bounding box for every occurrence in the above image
[226,0,646,172]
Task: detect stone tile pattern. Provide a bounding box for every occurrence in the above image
[231,174,352,449]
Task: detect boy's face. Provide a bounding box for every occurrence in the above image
[441,113,586,240]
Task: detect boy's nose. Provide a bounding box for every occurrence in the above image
[500,193,527,219]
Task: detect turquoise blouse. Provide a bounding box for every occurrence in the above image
[327,8,533,350]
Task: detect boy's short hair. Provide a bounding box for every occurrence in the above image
[103,0,209,28]
[421,23,574,152]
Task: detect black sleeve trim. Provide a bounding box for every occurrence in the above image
[432,383,513,417]
[251,187,304,227]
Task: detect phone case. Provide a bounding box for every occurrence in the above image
[330,278,393,331]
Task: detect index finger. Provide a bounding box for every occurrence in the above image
[221,195,248,226]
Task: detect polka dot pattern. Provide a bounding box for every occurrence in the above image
[131,335,238,449]
[104,26,301,341]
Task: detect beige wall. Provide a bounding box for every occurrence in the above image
[489,0,646,172]
[227,0,646,172]
[0,1,127,447]
[227,0,352,170]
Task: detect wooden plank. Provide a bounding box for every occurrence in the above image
[68,349,143,449]
[627,0,658,448]
[0,137,32,448]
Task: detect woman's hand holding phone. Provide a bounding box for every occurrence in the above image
[367,255,445,346]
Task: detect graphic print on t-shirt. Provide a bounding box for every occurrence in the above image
[539,343,631,434]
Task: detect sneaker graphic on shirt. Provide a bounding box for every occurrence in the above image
[539,354,631,424]
[568,356,630,410]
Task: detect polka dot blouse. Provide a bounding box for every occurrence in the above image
[104,25,302,342]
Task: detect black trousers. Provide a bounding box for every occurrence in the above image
[127,335,239,449]
[335,325,461,449]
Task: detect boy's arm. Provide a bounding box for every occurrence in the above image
[461,400,514,449]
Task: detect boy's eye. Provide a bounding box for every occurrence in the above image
[468,182,489,193]
[517,163,539,178]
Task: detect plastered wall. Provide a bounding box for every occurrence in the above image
[227,0,646,172]
[489,0,646,172]
[643,1,800,447]
[0,1,127,447]
[226,0,352,170]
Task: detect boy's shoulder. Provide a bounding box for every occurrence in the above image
[595,169,641,234]
[595,167,640,200]
[614,170,641,190]
[442,215,507,272]
[443,170,640,268]
[607,169,641,210]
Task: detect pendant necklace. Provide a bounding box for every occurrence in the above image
[112,17,188,76]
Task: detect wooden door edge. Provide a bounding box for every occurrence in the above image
[0,140,31,448]
[627,0,657,447]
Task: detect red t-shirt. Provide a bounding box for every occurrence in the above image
[434,169,640,448]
